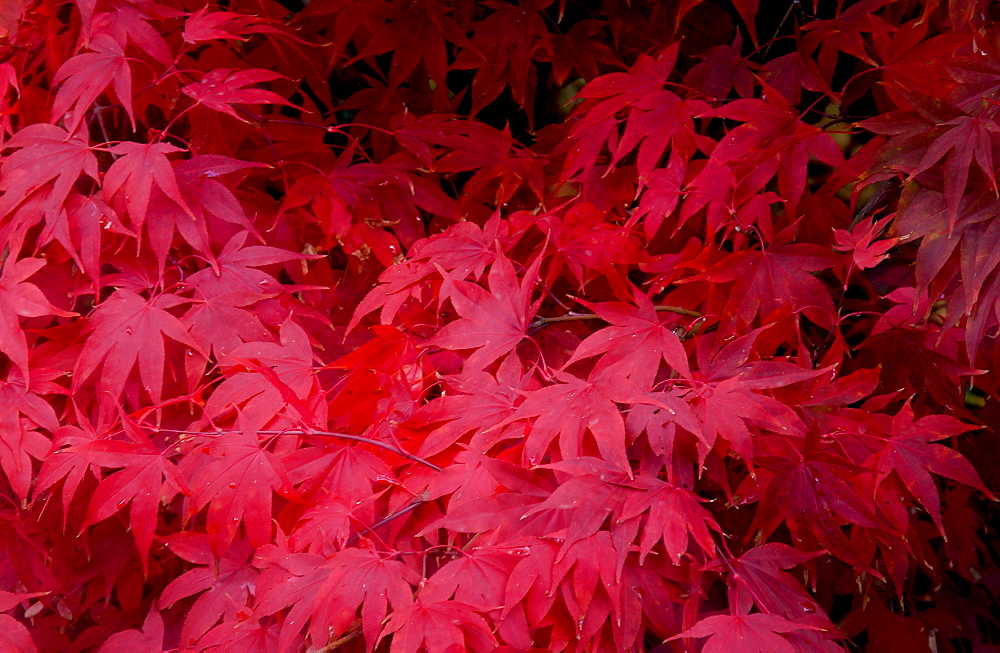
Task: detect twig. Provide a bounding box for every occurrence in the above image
[161,428,441,472]
[529,304,702,330]
[346,493,430,546]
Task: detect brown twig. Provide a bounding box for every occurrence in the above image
[163,428,441,472]
[529,304,702,331]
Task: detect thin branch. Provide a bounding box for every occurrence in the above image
[269,429,442,472]
[346,493,430,546]
[162,428,441,472]
[529,304,702,330]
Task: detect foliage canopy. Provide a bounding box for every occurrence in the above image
[0,0,999,651]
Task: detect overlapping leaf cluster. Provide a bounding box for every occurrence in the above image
[0,0,998,650]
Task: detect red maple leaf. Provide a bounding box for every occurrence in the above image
[76,415,188,571]
[707,544,827,621]
[692,241,838,327]
[182,68,297,122]
[50,34,134,132]
[429,251,541,372]
[0,257,76,384]
[833,216,900,270]
[620,477,720,564]
[669,610,819,653]
[378,597,498,652]
[181,417,293,554]
[0,368,60,499]
[157,534,258,646]
[102,141,194,236]
[451,0,553,123]
[0,124,98,219]
[499,370,646,471]
[97,608,164,652]
[186,230,311,299]
[297,547,419,652]
[566,288,691,388]
[73,289,204,412]
[873,401,994,535]
[205,318,322,432]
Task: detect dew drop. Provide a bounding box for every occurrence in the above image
[125,326,134,335]
[229,482,237,488]
[116,499,128,509]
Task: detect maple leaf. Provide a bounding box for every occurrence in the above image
[346,216,506,333]
[73,289,204,411]
[518,463,633,560]
[565,288,691,388]
[682,34,757,100]
[451,0,553,122]
[181,292,270,360]
[800,0,891,76]
[378,597,498,653]
[182,68,297,122]
[707,544,827,621]
[102,141,194,235]
[413,352,532,457]
[0,257,76,385]
[899,109,998,228]
[205,319,322,432]
[498,370,646,471]
[428,251,541,372]
[295,547,419,652]
[627,155,686,237]
[692,242,838,327]
[344,0,466,107]
[668,611,819,653]
[181,7,291,44]
[182,418,293,554]
[34,421,106,527]
[0,123,98,219]
[0,368,59,500]
[97,608,164,653]
[92,5,173,66]
[51,34,134,133]
[186,230,311,299]
[144,155,267,272]
[0,614,37,653]
[873,401,993,535]
[550,19,620,85]
[75,415,188,572]
[619,477,720,565]
[158,534,258,646]
[689,371,811,464]
[833,216,899,270]
[534,203,645,291]
[420,544,518,611]
[744,435,880,565]
[564,46,690,181]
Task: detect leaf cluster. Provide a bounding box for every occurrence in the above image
[0,0,998,651]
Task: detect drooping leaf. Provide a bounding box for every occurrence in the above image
[182,68,297,122]
[50,34,134,132]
